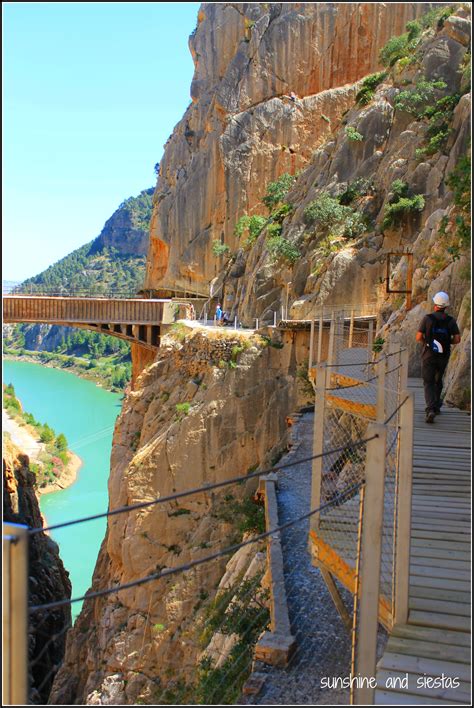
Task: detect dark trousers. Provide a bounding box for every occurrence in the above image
[421,355,449,413]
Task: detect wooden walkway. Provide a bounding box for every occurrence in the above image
[375,379,471,705]
[3,295,169,349]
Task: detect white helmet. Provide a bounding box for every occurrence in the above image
[433,291,450,307]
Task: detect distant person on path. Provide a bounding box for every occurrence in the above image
[189,303,196,320]
[215,303,223,326]
[416,291,461,424]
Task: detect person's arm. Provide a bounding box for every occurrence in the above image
[450,319,461,345]
[416,315,427,343]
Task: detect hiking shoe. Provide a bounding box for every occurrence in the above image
[426,411,436,424]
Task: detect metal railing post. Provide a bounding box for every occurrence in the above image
[317,313,323,364]
[273,311,277,327]
[348,309,355,348]
[400,348,409,392]
[376,355,386,423]
[308,318,315,374]
[327,313,335,366]
[310,364,328,535]
[367,320,374,362]
[394,391,414,627]
[2,523,28,706]
[353,424,387,705]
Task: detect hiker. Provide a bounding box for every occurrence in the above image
[189,303,196,321]
[215,303,223,326]
[416,291,461,423]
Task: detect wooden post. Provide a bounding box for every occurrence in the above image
[317,313,323,364]
[376,355,386,424]
[327,313,335,366]
[394,391,414,627]
[255,318,259,330]
[310,364,328,535]
[308,318,315,373]
[348,309,355,348]
[3,531,11,704]
[367,320,374,361]
[353,424,387,705]
[2,523,28,706]
[400,348,409,392]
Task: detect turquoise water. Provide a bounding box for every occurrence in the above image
[3,360,121,618]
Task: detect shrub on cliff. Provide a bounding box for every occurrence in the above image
[345,125,364,141]
[382,180,425,229]
[234,214,267,249]
[262,172,297,211]
[303,193,367,240]
[212,240,231,257]
[355,71,388,106]
[394,79,447,117]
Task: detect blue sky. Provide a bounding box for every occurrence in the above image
[3,2,200,281]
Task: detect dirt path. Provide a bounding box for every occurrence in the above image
[2,409,43,458]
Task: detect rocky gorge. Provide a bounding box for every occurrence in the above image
[48,3,470,704]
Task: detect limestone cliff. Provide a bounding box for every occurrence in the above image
[145,2,437,292]
[147,1,470,407]
[3,438,72,704]
[50,326,305,704]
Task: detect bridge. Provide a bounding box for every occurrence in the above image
[3,294,171,350]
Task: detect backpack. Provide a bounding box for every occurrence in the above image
[426,313,453,355]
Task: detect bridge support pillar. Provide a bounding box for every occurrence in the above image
[131,343,157,390]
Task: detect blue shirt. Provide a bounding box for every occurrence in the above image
[216,307,223,319]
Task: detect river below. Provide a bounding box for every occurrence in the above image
[3,360,122,619]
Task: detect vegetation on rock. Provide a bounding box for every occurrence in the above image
[3,383,74,489]
[382,180,425,229]
[356,71,388,105]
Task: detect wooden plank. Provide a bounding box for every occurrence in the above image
[410,585,471,603]
[387,637,470,664]
[378,651,471,681]
[411,530,471,543]
[409,575,469,592]
[410,546,470,561]
[409,610,469,631]
[410,564,471,581]
[374,688,465,705]
[376,669,470,703]
[391,624,470,647]
[409,597,470,617]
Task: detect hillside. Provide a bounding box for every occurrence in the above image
[20,187,153,295]
[5,187,154,389]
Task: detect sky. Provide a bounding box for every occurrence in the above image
[2,2,200,281]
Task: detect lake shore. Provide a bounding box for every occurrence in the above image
[3,351,126,394]
[2,409,83,497]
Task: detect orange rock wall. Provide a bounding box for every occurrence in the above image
[145,2,435,294]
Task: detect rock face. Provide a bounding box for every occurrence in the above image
[50,4,471,705]
[3,439,72,704]
[50,327,305,704]
[144,2,436,292]
[90,188,154,257]
[146,2,470,408]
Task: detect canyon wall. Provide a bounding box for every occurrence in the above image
[50,326,307,704]
[3,439,72,704]
[145,2,436,292]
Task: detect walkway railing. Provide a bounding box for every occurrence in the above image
[307,309,413,704]
[3,433,378,704]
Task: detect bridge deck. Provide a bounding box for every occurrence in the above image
[374,380,471,705]
[3,295,167,325]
